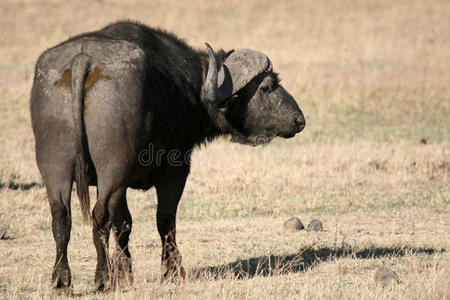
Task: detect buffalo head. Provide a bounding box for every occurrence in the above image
[202,44,305,145]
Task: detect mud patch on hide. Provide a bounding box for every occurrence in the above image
[84,67,111,113]
[54,69,72,91]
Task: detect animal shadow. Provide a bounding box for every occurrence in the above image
[0,181,43,191]
[190,245,444,280]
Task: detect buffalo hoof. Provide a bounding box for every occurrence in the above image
[94,270,111,292]
[52,269,72,295]
[52,286,73,297]
[95,277,133,292]
[52,281,73,297]
[160,263,186,283]
[95,260,133,292]
[112,256,133,289]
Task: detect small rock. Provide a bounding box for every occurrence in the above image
[283,217,304,232]
[420,138,427,145]
[374,265,400,286]
[0,225,6,240]
[307,219,323,232]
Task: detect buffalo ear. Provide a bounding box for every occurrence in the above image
[217,49,272,101]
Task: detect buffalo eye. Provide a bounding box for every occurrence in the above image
[260,85,270,93]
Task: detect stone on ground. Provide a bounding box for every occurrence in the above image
[374,265,400,286]
[307,219,323,231]
[283,217,304,232]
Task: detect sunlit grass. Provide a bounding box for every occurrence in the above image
[0,0,449,298]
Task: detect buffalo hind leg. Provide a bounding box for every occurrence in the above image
[92,186,133,290]
[92,220,111,290]
[92,188,113,290]
[155,166,189,282]
[110,192,133,288]
[44,173,73,294]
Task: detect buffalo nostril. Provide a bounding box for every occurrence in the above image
[295,117,305,125]
[295,117,306,131]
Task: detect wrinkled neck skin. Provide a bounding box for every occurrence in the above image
[198,50,255,146]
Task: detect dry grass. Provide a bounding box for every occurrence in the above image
[0,0,449,299]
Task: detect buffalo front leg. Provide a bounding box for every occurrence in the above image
[155,165,189,282]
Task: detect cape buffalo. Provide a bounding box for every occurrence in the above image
[30,21,305,291]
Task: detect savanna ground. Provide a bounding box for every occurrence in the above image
[0,0,449,299]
